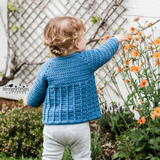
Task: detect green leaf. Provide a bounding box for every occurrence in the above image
[9,6,18,11]
[7,2,13,9]
[151,158,160,160]
[122,112,131,115]
[118,151,130,158]
[145,154,153,159]
[112,152,119,159]
[128,128,142,139]
[135,146,144,152]
[0,73,4,77]
[11,24,19,32]
[117,144,126,150]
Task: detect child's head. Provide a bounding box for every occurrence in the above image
[43,16,86,57]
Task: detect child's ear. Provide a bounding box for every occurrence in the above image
[74,39,79,49]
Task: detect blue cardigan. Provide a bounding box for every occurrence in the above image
[27,37,119,125]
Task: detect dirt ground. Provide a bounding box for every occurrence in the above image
[89,120,119,160]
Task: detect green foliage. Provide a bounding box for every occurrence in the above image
[11,24,19,32]
[7,0,20,11]
[114,26,125,33]
[90,16,101,24]
[62,146,72,160]
[98,103,136,136]
[91,127,102,160]
[0,99,43,158]
[45,52,53,58]
[0,70,5,77]
[108,19,160,159]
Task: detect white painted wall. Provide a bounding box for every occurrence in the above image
[0,0,8,76]
[0,0,160,117]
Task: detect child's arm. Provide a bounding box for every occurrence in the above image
[80,34,128,72]
[26,65,48,108]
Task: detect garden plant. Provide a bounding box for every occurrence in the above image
[97,17,160,159]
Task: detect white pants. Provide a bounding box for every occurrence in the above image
[42,122,91,160]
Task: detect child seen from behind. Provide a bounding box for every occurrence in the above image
[23,16,128,160]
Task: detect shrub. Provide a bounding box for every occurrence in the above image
[98,103,136,136]
[0,99,43,158]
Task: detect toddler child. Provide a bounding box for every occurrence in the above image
[23,16,128,160]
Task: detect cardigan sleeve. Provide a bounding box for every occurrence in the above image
[26,65,48,108]
[80,37,119,72]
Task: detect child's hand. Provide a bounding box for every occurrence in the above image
[23,95,29,108]
[114,34,128,43]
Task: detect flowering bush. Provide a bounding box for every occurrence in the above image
[98,17,160,159]
[0,99,43,158]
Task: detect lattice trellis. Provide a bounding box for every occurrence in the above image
[8,0,127,92]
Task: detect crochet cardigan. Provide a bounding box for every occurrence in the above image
[27,37,119,125]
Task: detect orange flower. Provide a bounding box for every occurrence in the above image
[117,66,122,73]
[141,102,144,104]
[135,37,139,41]
[135,108,138,111]
[153,52,160,59]
[147,35,152,38]
[140,79,148,87]
[134,17,140,21]
[129,49,133,54]
[129,43,133,48]
[132,50,139,57]
[113,55,115,58]
[151,114,155,119]
[125,59,129,65]
[101,35,110,44]
[141,61,145,67]
[147,22,152,27]
[116,52,119,55]
[124,44,130,50]
[125,79,130,83]
[99,68,102,71]
[140,38,144,44]
[137,31,143,37]
[149,46,154,50]
[149,42,153,45]
[133,66,141,73]
[97,89,100,95]
[127,35,132,40]
[153,107,160,117]
[137,117,145,124]
[130,66,135,72]
[155,60,158,67]
[149,75,152,78]
[154,39,160,46]
[130,27,135,33]
[99,87,103,90]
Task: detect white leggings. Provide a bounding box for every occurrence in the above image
[42,122,91,160]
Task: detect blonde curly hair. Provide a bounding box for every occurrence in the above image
[43,16,86,57]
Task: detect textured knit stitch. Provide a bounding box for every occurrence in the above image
[27,37,119,125]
